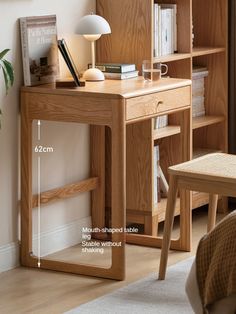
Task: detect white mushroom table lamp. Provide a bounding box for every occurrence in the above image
[77,13,111,81]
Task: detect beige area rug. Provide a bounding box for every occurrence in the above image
[65,257,194,314]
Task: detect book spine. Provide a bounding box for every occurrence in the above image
[158,5,162,56]
[174,5,177,52]
[20,18,31,86]
[166,9,172,54]
[153,4,157,57]
[154,146,158,204]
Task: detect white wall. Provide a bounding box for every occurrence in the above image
[0,0,95,270]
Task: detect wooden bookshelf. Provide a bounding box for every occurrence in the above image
[96,0,228,237]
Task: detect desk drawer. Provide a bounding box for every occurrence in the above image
[126,86,191,121]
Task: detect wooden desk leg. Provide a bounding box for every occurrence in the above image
[90,125,106,240]
[144,215,158,237]
[21,98,33,265]
[110,102,126,280]
[159,175,178,280]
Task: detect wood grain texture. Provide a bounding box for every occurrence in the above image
[97,0,153,73]
[192,115,225,130]
[192,47,226,57]
[26,92,113,126]
[153,125,181,140]
[192,0,227,47]
[154,53,191,63]
[21,93,33,265]
[159,175,179,280]
[22,78,192,99]
[144,215,158,237]
[208,194,218,231]
[26,255,123,280]
[126,120,153,213]
[126,86,191,121]
[90,126,106,230]
[110,99,126,279]
[32,177,98,208]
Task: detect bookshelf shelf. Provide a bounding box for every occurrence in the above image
[193,148,222,159]
[192,47,226,57]
[192,115,225,130]
[154,197,180,223]
[153,125,181,140]
[154,53,191,63]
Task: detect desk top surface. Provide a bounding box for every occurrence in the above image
[21,77,191,99]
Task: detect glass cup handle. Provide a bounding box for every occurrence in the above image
[161,64,168,76]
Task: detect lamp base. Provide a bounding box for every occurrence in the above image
[83,68,105,81]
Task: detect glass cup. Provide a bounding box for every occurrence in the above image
[142,60,168,81]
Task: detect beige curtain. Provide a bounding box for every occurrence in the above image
[229,0,236,154]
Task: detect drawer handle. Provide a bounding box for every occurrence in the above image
[156,100,163,108]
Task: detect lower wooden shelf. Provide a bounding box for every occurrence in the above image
[153,125,181,140]
[193,147,222,159]
[154,197,180,222]
[192,115,225,130]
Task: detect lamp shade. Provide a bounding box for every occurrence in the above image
[77,14,111,35]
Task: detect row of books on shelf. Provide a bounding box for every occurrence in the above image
[153,3,177,57]
[154,145,169,204]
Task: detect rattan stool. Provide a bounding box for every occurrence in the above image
[159,153,236,280]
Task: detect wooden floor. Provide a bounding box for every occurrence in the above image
[0,210,225,314]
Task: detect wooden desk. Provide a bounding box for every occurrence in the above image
[21,77,191,280]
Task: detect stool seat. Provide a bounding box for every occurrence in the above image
[169,153,236,184]
[159,153,236,280]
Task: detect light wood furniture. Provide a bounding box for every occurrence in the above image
[20,77,191,280]
[96,0,228,242]
[159,153,236,280]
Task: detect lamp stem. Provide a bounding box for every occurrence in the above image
[91,41,95,68]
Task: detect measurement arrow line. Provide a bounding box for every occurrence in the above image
[37,120,41,141]
[37,155,41,268]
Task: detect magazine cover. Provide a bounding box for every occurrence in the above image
[20,15,59,86]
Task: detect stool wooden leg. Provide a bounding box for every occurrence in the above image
[208,194,218,232]
[159,175,178,280]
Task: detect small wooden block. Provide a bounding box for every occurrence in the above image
[56,79,86,88]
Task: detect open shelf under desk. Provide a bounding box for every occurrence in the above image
[192,47,226,57]
[154,197,180,222]
[153,52,191,63]
[153,125,181,140]
[192,115,225,130]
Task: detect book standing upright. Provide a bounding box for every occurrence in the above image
[20,15,59,86]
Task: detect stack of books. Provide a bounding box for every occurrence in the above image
[88,63,138,80]
[154,115,168,129]
[192,66,209,117]
[153,3,177,57]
